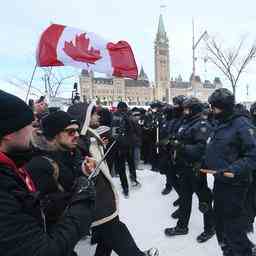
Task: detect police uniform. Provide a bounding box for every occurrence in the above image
[165,98,215,242]
[175,116,214,232]
[206,88,256,255]
[205,114,256,256]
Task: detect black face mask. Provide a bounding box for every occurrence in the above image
[213,110,232,122]
[173,107,183,118]
[251,114,256,122]
[183,111,192,119]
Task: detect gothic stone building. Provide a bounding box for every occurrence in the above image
[79,15,221,105]
[79,68,154,105]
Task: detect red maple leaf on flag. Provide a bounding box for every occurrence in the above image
[63,33,101,64]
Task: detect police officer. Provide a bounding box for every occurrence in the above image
[165,97,215,243]
[148,101,165,172]
[202,88,256,256]
[112,102,140,197]
[168,95,187,214]
[250,102,256,126]
[158,105,174,195]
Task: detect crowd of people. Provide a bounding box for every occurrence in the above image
[1,87,256,256]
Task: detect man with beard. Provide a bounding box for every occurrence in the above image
[67,102,159,256]
[0,90,95,256]
[201,88,256,256]
[164,97,215,243]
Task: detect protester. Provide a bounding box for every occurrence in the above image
[68,102,159,256]
[0,90,95,256]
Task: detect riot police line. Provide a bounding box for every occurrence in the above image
[1,87,256,256]
[67,90,256,256]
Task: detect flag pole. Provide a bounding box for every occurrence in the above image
[25,64,38,103]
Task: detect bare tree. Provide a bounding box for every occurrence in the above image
[41,68,76,98]
[5,67,77,101]
[205,36,256,99]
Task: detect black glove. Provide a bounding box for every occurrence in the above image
[199,202,209,213]
[65,176,96,238]
[171,139,184,151]
[213,170,224,179]
[69,176,96,207]
[158,137,170,146]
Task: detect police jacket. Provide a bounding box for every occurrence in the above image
[175,114,212,166]
[167,117,184,138]
[205,114,256,181]
[0,152,92,256]
[111,111,135,148]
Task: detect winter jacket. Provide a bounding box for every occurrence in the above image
[26,147,85,227]
[111,111,135,148]
[175,115,212,166]
[68,102,119,227]
[205,114,256,183]
[0,152,92,256]
[86,128,119,227]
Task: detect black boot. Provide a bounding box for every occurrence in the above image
[199,202,209,213]
[196,228,215,243]
[171,208,180,219]
[221,244,234,256]
[131,180,142,188]
[173,198,180,207]
[251,244,256,256]
[161,186,172,195]
[123,189,129,198]
[164,226,188,237]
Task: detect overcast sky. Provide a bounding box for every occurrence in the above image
[1,0,256,102]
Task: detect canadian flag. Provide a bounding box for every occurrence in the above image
[36,24,138,79]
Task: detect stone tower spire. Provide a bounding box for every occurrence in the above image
[154,14,170,101]
[156,14,167,40]
[138,66,149,81]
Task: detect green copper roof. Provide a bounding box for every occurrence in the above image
[139,66,149,81]
[157,14,166,36]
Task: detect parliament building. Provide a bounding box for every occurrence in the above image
[79,15,222,105]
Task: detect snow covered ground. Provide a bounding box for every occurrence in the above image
[76,165,256,256]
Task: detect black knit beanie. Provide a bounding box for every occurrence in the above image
[0,90,34,137]
[41,111,79,139]
[117,101,128,111]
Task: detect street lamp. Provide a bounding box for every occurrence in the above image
[192,19,208,79]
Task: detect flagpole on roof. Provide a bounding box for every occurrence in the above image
[25,64,38,103]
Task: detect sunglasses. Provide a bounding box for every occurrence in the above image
[63,128,80,136]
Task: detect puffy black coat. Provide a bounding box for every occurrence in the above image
[0,152,93,256]
[26,149,84,226]
[175,115,212,166]
[205,114,256,182]
[111,112,136,148]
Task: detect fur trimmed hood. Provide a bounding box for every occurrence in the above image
[67,102,96,136]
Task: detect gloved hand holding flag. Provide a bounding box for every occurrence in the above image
[36,24,138,79]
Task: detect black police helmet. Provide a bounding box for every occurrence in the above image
[208,88,235,112]
[183,97,203,116]
[250,102,256,116]
[117,101,128,111]
[234,103,249,116]
[150,101,163,109]
[173,95,187,106]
